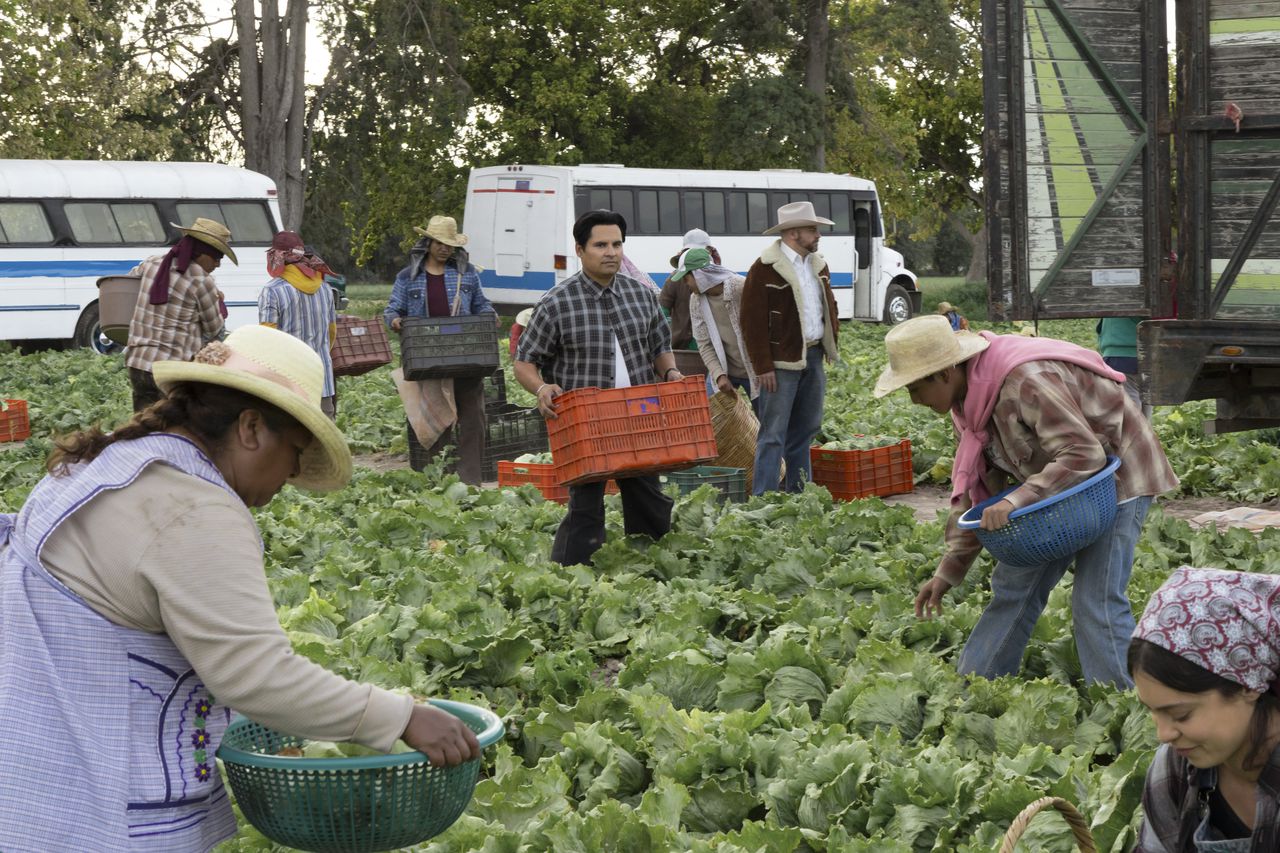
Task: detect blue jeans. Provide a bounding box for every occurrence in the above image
[705,373,760,418]
[956,495,1153,686]
[752,346,825,494]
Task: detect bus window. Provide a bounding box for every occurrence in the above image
[637,190,659,234]
[659,191,680,232]
[830,194,851,234]
[747,192,769,233]
[685,191,704,230]
[728,192,749,234]
[812,193,833,233]
[65,202,164,244]
[177,202,274,244]
[610,189,634,233]
[587,189,610,212]
[0,202,53,244]
[854,207,871,269]
[704,191,726,233]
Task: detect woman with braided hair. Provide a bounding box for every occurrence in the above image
[1131,567,1280,851]
[0,325,478,852]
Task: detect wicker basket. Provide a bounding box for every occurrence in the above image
[998,796,1095,852]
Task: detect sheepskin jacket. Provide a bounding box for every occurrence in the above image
[740,239,839,373]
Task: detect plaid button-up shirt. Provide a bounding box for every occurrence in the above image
[937,359,1179,585]
[515,271,671,390]
[124,255,226,372]
[1135,742,1280,851]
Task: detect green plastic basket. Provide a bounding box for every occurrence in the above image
[217,699,504,852]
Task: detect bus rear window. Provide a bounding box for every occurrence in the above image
[0,203,53,244]
[66,202,165,244]
[176,202,274,244]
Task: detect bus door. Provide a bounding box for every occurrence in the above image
[493,177,533,279]
[853,202,875,319]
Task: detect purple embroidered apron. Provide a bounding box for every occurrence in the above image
[0,434,244,851]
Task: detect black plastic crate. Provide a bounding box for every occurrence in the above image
[481,404,549,481]
[658,466,747,503]
[484,368,508,414]
[406,420,458,474]
[401,315,500,380]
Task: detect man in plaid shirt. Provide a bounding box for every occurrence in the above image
[514,210,683,566]
[874,315,1178,686]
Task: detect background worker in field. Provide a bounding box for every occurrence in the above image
[660,228,719,351]
[514,209,682,566]
[741,201,839,494]
[877,315,1178,686]
[125,217,234,412]
[384,215,497,484]
[671,246,760,415]
[258,230,338,418]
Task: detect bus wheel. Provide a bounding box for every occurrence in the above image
[883,284,913,325]
[73,303,123,355]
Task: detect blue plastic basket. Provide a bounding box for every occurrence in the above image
[957,456,1122,567]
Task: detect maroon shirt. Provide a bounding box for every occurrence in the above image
[426,272,450,317]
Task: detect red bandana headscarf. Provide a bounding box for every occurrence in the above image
[267,230,330,279]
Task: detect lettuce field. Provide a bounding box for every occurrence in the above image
[2,311,1279,852]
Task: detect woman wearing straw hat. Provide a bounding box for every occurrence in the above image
[384,215,498,484]
[875,314,1178,686]
[1130,568,1280,850]
[125,217,236,413]
[0,325,479,852]
[936,300,970,331]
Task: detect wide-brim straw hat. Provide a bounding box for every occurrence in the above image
[413,215,468,247]
[936,301,955,314]
[171,217,238,265]
[873,314,990,398]
[153,325,352,491]
[763,201,835,235]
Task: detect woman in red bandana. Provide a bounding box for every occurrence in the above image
[1131,567,1280,851]
[258,231,339,418]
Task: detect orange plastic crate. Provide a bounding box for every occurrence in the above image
[809,439,913,501]
[0,399,30,443]
[547,377,718,486]
[497,460,617,504]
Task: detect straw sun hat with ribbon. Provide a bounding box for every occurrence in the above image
[413,215,468,248]
[873,314,989,398]
[152,325,352,491]
[171,217,238,265]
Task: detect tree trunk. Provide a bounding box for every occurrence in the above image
[963,220,987,284]
[236,0,309,232]
[803,0,829,171]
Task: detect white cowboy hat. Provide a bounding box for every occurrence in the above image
[763,201,835,235]
[152,325,352,491]
[171,217,238,265]
[873,314,990,398]
[413,215,468,247]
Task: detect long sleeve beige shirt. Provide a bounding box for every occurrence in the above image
[39,463,413,750]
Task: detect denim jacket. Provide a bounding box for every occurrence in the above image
[383,260,494,328]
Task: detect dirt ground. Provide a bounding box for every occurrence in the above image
[353,453,1274,522]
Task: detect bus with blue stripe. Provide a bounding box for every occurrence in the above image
[462,164,919,323]
[0,160,281,353]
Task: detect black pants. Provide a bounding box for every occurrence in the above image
[426,375,485,484]
[550,475,674,566]
[129,367,163,413]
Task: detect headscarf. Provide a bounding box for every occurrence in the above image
[266,230,330,280]
[619,253,661,295]
[150,235,223,309]
[407,237,471,281]
[1135,567,1280,696]
[671,248,737,294]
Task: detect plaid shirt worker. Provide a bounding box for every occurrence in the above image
[515,270,672,390]
[125,255,225,372]
[1136,742,1280,851]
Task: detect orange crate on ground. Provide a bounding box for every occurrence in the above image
[547,377,718,486]
[497,461,617,504]
[331,316,393,377]
[0,399,30,443]
[809,439,913,500]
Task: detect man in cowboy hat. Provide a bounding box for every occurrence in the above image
[125,217,237,412]
[740,201,839,494]
[384,214,497,484]
[660,228,721,351]
[875,314,1178,686]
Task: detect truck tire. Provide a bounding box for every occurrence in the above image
[883,283,913,325]
[73,302,123,355]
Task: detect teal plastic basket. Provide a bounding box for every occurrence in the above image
[217,699,504,852]
[957,456,1122,568]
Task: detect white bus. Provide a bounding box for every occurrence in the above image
[0,160,282,353]
[462,164,920,323]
